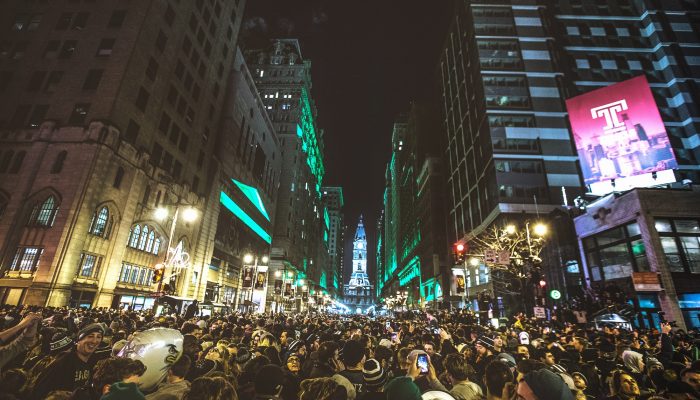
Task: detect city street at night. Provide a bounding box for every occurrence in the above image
[0,0,699,399]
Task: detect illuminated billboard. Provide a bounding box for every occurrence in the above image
[566,75,677,193]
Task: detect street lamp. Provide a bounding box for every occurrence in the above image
[153,203,198,299]
[533,223,548,237]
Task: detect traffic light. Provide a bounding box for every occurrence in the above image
[454,242,467,263]
[152,264,164,284]
[539,279,547,288]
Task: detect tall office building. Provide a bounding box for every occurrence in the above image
[378,102,449,310]
[0,0,246,308]
[322,186,344,298]
[440,0,700,317]
[210,47,281,312]
[245,39,331,303]
[556,1,700,330]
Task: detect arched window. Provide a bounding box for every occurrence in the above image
[129,225,141,247]
[0,151,13,173]
[153,237,161,255]
[9,151,26,174]
[51,151,67,174]
[138,225,149,250]
[145,230,155,253]
[34,196,58,226]
[90,207,109,236]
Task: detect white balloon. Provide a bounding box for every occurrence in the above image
[118,327,183,392]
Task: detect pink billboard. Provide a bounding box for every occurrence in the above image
[566,75,677,186]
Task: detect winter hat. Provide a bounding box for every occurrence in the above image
[50,331,73,354]
[342,340,366,367]
[378,338,393,349]
[522,368,574,400]
[363,359,388,389]
[476,335,495,351]
[385,376,422,400]
[255,364,285,395]
[77,323,105,341]
[101,382,145,400]
[572,371,588,386]
[287,339,304,353]
[496,352,516,368]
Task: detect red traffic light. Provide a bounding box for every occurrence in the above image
[539,280,547,287]
[456,243,465,252]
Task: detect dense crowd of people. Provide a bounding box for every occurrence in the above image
[0,304,698,400]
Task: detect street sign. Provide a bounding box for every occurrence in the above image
[550,289,561,300]
[497,250,511,266]
[632,272,661,291]
[484,249,498,264]
[533,306,546,319]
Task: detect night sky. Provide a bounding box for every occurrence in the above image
[243,0,454,275]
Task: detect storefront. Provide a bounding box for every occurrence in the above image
[113,294,155,311]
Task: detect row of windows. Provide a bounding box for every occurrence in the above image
[127,224,162,255]
[118,262,154,286]
[498,184,549,200]
[0,38,118,61]
[495,159,544,174]
[8,246,43,272]
[11,10,126,33]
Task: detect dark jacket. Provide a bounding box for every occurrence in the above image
[29,349,96,400]
[309,360,336,378]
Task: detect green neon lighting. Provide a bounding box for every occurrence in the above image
[398,256,420,286]
[299,87,325,188]
[219,191,271,244]
[323,208,330,230]
[324,230,328,242]
[232,179,270,221]
[320,270,327,289]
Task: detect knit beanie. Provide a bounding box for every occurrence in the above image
[101,382,145,400]
[236,347,251,364]
[385,377,422,400]
[77,323,105,341]
[523,368,574,400]
[476,335,495,351]
[50,331,73,354]
[363,359,388,389]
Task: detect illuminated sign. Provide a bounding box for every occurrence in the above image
[219,191,272,244]
[566,75,677,194]
[232,179,270,221]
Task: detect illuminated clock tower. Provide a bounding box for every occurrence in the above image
[344,216,374,312]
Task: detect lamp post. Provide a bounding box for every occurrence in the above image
[154,204,198,297]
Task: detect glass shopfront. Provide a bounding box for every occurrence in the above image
[679,293,700,329]
[115,294,155,311]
